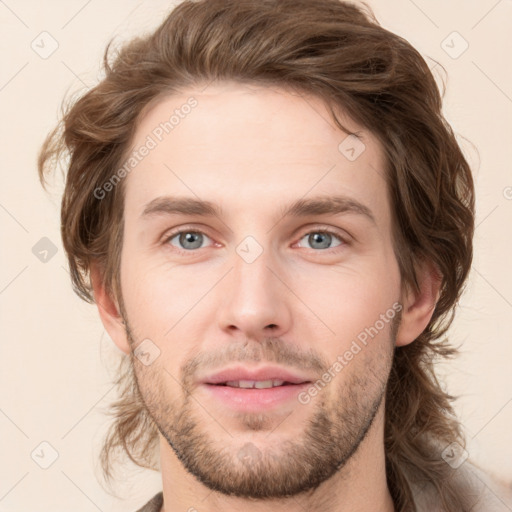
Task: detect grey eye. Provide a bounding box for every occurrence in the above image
[298,231,343,250]
[169,231,209,250]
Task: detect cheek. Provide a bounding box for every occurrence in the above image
[298,273,401,381]
[120,250,223,365]
[297,256,400,333]
[121,246,199,311]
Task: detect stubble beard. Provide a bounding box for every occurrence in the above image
[125,317,398,500]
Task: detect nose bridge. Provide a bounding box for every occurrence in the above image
[216,236,291,338]
[233,242,274,297]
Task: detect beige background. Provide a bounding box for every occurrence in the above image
[0,0,511,510]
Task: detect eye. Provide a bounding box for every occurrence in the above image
[162,226,348,254]
[164,229,213,252]
[296,229,345,251]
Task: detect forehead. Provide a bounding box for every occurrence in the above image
[122,81,389,221]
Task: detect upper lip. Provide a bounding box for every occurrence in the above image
[201,365,312,385]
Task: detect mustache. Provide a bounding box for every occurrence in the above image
[122,316,330,384]
[180,337,329,385]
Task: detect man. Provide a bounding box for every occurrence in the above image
[38,0,511,510]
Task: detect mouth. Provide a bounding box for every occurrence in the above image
[199,366,313,411]
[213,379,302,389]
[202,381,311,411]
[201,365,312,386]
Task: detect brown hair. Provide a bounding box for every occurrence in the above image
[38,0,475,509]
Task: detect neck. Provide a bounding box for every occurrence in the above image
[158,402,395,512]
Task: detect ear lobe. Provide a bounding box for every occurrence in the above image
[395,260,442,347]
[90,262,131,355]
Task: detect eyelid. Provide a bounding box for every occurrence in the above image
[293,226,350,251]
[162,225,216,250]
[292,222,352,245]
[161,224,351,252]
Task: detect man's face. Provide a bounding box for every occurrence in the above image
[119,81,402,498]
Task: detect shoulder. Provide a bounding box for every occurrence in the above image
[411,460,512,511]
[134,491,163,512]
[461,461,512,511]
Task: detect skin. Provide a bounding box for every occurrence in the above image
[92,81,440,512]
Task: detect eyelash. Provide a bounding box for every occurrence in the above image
[162,226,349,254]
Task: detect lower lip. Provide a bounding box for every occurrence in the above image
[201,383,310,411]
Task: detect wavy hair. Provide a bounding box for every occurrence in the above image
[38,1,475,509]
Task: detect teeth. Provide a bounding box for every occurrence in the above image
[224,380,286,389]
[255,380,283,389]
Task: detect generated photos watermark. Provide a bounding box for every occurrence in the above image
[298,301,403,404]
[93,96,198,200]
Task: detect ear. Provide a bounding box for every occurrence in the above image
[90,261,131,355]
[395,259,442,347]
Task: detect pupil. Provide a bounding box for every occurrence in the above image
[181,232,202,249]
[310,232,330,249]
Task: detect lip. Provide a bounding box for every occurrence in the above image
[198,365,313,412]
[201,382,311,411]
[200,365,311,385]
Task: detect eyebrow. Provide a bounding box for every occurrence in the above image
[140,195,376,225]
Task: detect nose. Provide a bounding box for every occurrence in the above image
[216,247,292,341]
